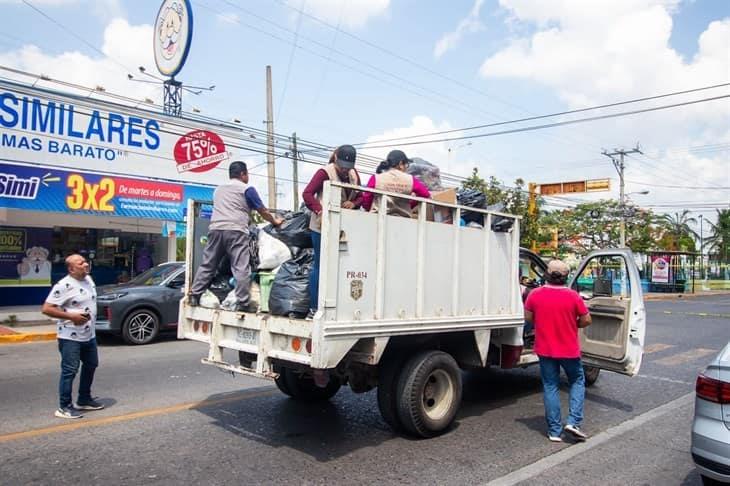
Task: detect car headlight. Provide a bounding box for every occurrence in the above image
[98,292,128,301]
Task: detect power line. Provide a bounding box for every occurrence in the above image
[357,95,730,150]
[624,179,730,190]
[276,0,305,121]
[353,83,730,147]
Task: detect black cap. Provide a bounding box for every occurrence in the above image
[386,149,412,166]
[335,145,357,169]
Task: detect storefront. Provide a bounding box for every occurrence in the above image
[0,79,249,306]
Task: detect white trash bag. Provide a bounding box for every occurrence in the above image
[258,230,291,270]
[199,289,220,309]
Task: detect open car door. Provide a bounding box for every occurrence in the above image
[570,249,646,376]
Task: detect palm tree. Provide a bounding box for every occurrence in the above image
[704,209,730,262]
[656,210,699,251]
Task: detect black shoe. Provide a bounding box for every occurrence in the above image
[234,303,258,313]
[188,294,200,307]
[76,398,104,411]
[55,406,83,419]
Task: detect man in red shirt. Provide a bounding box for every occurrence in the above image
[525,259,592,442]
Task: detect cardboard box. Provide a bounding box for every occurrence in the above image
[422,188,456,224]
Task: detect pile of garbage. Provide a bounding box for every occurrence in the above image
[407,158,443,191]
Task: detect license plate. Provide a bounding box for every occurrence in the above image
[236,328,258,345]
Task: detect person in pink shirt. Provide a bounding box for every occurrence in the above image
[525,259,592,443]
[362,149,430,217]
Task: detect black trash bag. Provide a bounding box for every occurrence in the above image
[269,249,314,318]
[248,226,261,272]
[406,157,443,191]
[486,202,514,233]
[264,211,312,250]
[457,188,487,225]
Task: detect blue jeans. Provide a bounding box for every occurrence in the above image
[58,338,99,409]
[538,356,585,437]
[309,231,321,311]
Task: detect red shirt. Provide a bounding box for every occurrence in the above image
[524,285,589,358]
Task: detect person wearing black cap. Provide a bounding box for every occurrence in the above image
[189,161,283,312]
[302,145,363,319]
[362,149,431,217]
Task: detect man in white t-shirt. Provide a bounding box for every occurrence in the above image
[42,254,104,419]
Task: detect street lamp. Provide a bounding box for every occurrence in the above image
[620,190,650,247]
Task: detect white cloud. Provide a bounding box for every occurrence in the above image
[0,18,157,103]
[478,0,729,215]
[361,116,492,184]
[434,0,485,59]
[285,0,390,30]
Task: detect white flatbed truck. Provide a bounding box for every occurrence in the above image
[179,182,646,437]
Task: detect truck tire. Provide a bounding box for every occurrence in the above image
[583,365,600,387]
[121,308,159,345]
[282,368,341,402]
[396,350,462,438]
[377,356,407,433]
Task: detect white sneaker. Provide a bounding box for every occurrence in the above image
[548,435,563,443]
[564,424,588,440]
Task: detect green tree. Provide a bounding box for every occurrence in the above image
[655,210,698,251]
[547,200,658,255]
[705,209,730,261]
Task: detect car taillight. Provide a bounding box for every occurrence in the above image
[105,307,112,321]
[696,375,730,404]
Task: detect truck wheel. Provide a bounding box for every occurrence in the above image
[583,365,600,387]
[396,350,462,438]
[377,356,406,433]
[121,309,159,345]
[282,368,341,402]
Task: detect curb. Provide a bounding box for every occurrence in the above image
[0,332,57,344]
[644,291,730,301]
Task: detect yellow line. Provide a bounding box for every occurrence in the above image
[0,388,277,444]
[0,332,57,344]
[644,343,675,354]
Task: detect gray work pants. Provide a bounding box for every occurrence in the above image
[191,230,251,305]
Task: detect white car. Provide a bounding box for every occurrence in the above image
[692,342,730,485]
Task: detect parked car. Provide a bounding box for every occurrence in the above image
[96,262,186,345]
[691,342,730,485]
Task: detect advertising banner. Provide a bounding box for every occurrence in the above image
[0,162,212,221]
[0,80,249,186]
[651,255,670,283]
[0,225,53,286]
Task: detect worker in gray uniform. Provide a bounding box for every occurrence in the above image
[189,161,283,312]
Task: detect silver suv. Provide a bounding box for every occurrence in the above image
[692,342,730,484]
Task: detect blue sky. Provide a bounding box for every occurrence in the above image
[0,0,728,223]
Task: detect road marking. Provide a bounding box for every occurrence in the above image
[637,374,693,386]
[643,343,675,354]
[659,310,730,319]
[485,392,695,486]
[654,348,716,366]
[0,387,277,444]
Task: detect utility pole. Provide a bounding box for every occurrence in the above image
[265,65,276,210]
[602,145,642,247]
[528,182,537,252]
[291,132,299,211]
[699,214,704,280]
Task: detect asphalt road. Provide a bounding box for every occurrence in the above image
[0,295,727,485]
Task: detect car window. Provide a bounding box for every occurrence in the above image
[168,272,185,288]
[130,265,181,286]
[573,255,631,299]
[520,255,546,287]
